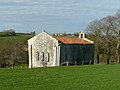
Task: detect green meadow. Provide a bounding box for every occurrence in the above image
[0,65,120,90]
[0,34,33,44]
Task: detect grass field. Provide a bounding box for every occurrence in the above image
[0,34,33,45]
[0,65,120,90]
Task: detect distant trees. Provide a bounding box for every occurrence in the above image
[0,33,34,68]
[0,29,16,37]
[0,29,35,68]
[86,10,120,64]
[0,41,28,68]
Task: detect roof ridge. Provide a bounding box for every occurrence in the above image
[83,38,94,44]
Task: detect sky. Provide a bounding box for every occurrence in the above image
[0,0,120,34]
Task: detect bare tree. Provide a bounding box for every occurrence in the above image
[86,15,118,64]
[3,29,16,36]
[0,41,27,68]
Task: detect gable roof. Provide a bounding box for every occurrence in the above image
[54,36,94,44]
[28,31,94,45]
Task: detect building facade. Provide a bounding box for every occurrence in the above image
[28,31,94,68]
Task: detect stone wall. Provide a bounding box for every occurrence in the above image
[28,32,59,68]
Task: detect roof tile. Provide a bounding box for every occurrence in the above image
[54,36,93,44]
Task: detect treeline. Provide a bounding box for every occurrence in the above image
[0,30,35,68]
[0,41,28,68]
[86,10,120,64]
[0,29,35,37]
[0,29,16,37]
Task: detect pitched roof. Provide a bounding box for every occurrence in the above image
[54,36,94,44]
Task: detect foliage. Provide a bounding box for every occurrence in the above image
[2,29,16,36]
[0,65,120,90]
[86,10,120,64]
[0,34,34,68]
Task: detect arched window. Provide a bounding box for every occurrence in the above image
[36,52,39,61]
[42,52,44,61]
[47,52,50,62]
[81,34,83,38]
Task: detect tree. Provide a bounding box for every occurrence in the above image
[113,11,120,63]
[86,14,119,64]
[0,41,27,68]
[3,29,16,36]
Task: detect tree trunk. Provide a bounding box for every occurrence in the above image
[117,51,120,64]
[116,39,120,64]
[97,54,99,64]
[107,59,110,64]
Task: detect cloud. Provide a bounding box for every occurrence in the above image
[0,0,120,33]
[0,0,33,3]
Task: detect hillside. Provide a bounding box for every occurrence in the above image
[0,33,34,45]
[0,33,34,67]
[0,65,120,90]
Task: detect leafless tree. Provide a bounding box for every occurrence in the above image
[86,14,119,64]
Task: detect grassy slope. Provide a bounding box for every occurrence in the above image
[0,34,33,51]
[0,65,120,90]
[0,34,33,44]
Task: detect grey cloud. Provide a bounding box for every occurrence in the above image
[0,0,120,33]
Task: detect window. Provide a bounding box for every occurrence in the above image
[81,34,83,38]
[36,52,39,61]
[42,52,44,61]
[47,52,50,62]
